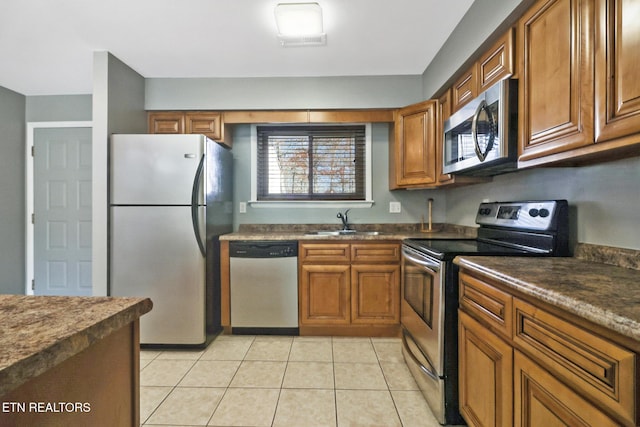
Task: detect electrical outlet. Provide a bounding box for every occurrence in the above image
[389,201,401,213]
[239,202,247,213]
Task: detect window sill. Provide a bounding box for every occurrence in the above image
[248,200,374,209]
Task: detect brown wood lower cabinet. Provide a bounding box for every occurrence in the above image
[299,241,400,336]
[459,310,513,427]
[458,270,638,427]
[299,264,350,325]
[0,322,140,426]
[350,264,399,324]
[514,350,620,426]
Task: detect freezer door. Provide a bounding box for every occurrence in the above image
[110,205,206,345]
[110,134,205,205]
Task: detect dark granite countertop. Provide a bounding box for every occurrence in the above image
[454,256,640,343]
[220,223,477,241]
[0,295,153,396]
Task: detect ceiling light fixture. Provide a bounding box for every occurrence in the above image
[274,2,326,47]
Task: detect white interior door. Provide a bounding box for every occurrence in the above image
[33,127,92,296]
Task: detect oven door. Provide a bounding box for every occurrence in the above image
[400,245,444,376]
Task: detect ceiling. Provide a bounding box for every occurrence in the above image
[1,0,475,96]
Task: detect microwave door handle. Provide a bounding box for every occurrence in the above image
[471,100,496,162]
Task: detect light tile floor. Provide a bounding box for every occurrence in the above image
[140,335,448,427]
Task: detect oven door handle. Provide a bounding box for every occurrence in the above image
[402,249,440,274]
[402,330,440,381]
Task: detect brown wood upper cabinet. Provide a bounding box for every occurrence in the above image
[391,100,438,188]
[148,111,232,147]
[518,0,595,162]
[390,94,489,190]
[594,0,640,143]
[452,68,477,113]
[452,29,515,113]
[519,0,640,166]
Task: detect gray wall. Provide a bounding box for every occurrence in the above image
[444,157,640,251]
[0,86,26,294]
[146,76,424,110]
[231,123,444,229]
[26,95,92,122]
[421,0,534,98]
[92,52,146,296]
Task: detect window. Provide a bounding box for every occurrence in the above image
[254,125,369,203]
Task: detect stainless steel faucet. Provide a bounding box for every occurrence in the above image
[337,209,351,230]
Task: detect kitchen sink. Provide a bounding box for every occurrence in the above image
[303,230,383,236]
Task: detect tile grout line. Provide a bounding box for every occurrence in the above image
[332,336,339,427]
[269,336,293,427]
[205,335,256,426]
[141,336,410,427]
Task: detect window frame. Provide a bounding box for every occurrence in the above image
[249,123,373,208]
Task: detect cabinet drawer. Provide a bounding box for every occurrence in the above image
[299,243,350,263]
[513,298,636,425]
[351,243,400,263]
[459,272,513,339]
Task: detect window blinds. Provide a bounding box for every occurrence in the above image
[256,125,366,200]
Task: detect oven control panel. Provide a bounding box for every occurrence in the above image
[475,200,567,231]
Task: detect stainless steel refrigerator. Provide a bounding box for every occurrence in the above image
[109,134,233,345]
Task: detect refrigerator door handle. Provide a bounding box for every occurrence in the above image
[191,154,206,257]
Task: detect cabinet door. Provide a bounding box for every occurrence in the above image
[185,112,222,140]
[148,111,185,134]
[452,66,477,112]
[436,90,455,185]
[594,0,640,142]
[351,264,399,324]
[395,101,437,186]
[514,350,620,427]
[518,0,595,161]
[299,264,350,325]
[459,310,513,427]
[478,28,515,92]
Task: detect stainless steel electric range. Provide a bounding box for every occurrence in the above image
[401,200,569,425]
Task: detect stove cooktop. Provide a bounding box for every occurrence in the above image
[403,238,532,261]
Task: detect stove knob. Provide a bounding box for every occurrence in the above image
[539,208,550,218]
[529,208,539,217]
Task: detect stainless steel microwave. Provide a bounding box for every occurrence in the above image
[442,79,518,176]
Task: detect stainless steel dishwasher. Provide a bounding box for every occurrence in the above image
[229,240,298,335]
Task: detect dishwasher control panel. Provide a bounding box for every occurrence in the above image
[229,240,298,258]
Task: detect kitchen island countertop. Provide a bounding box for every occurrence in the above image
[0,295,153,397]
[454,256,640,344]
